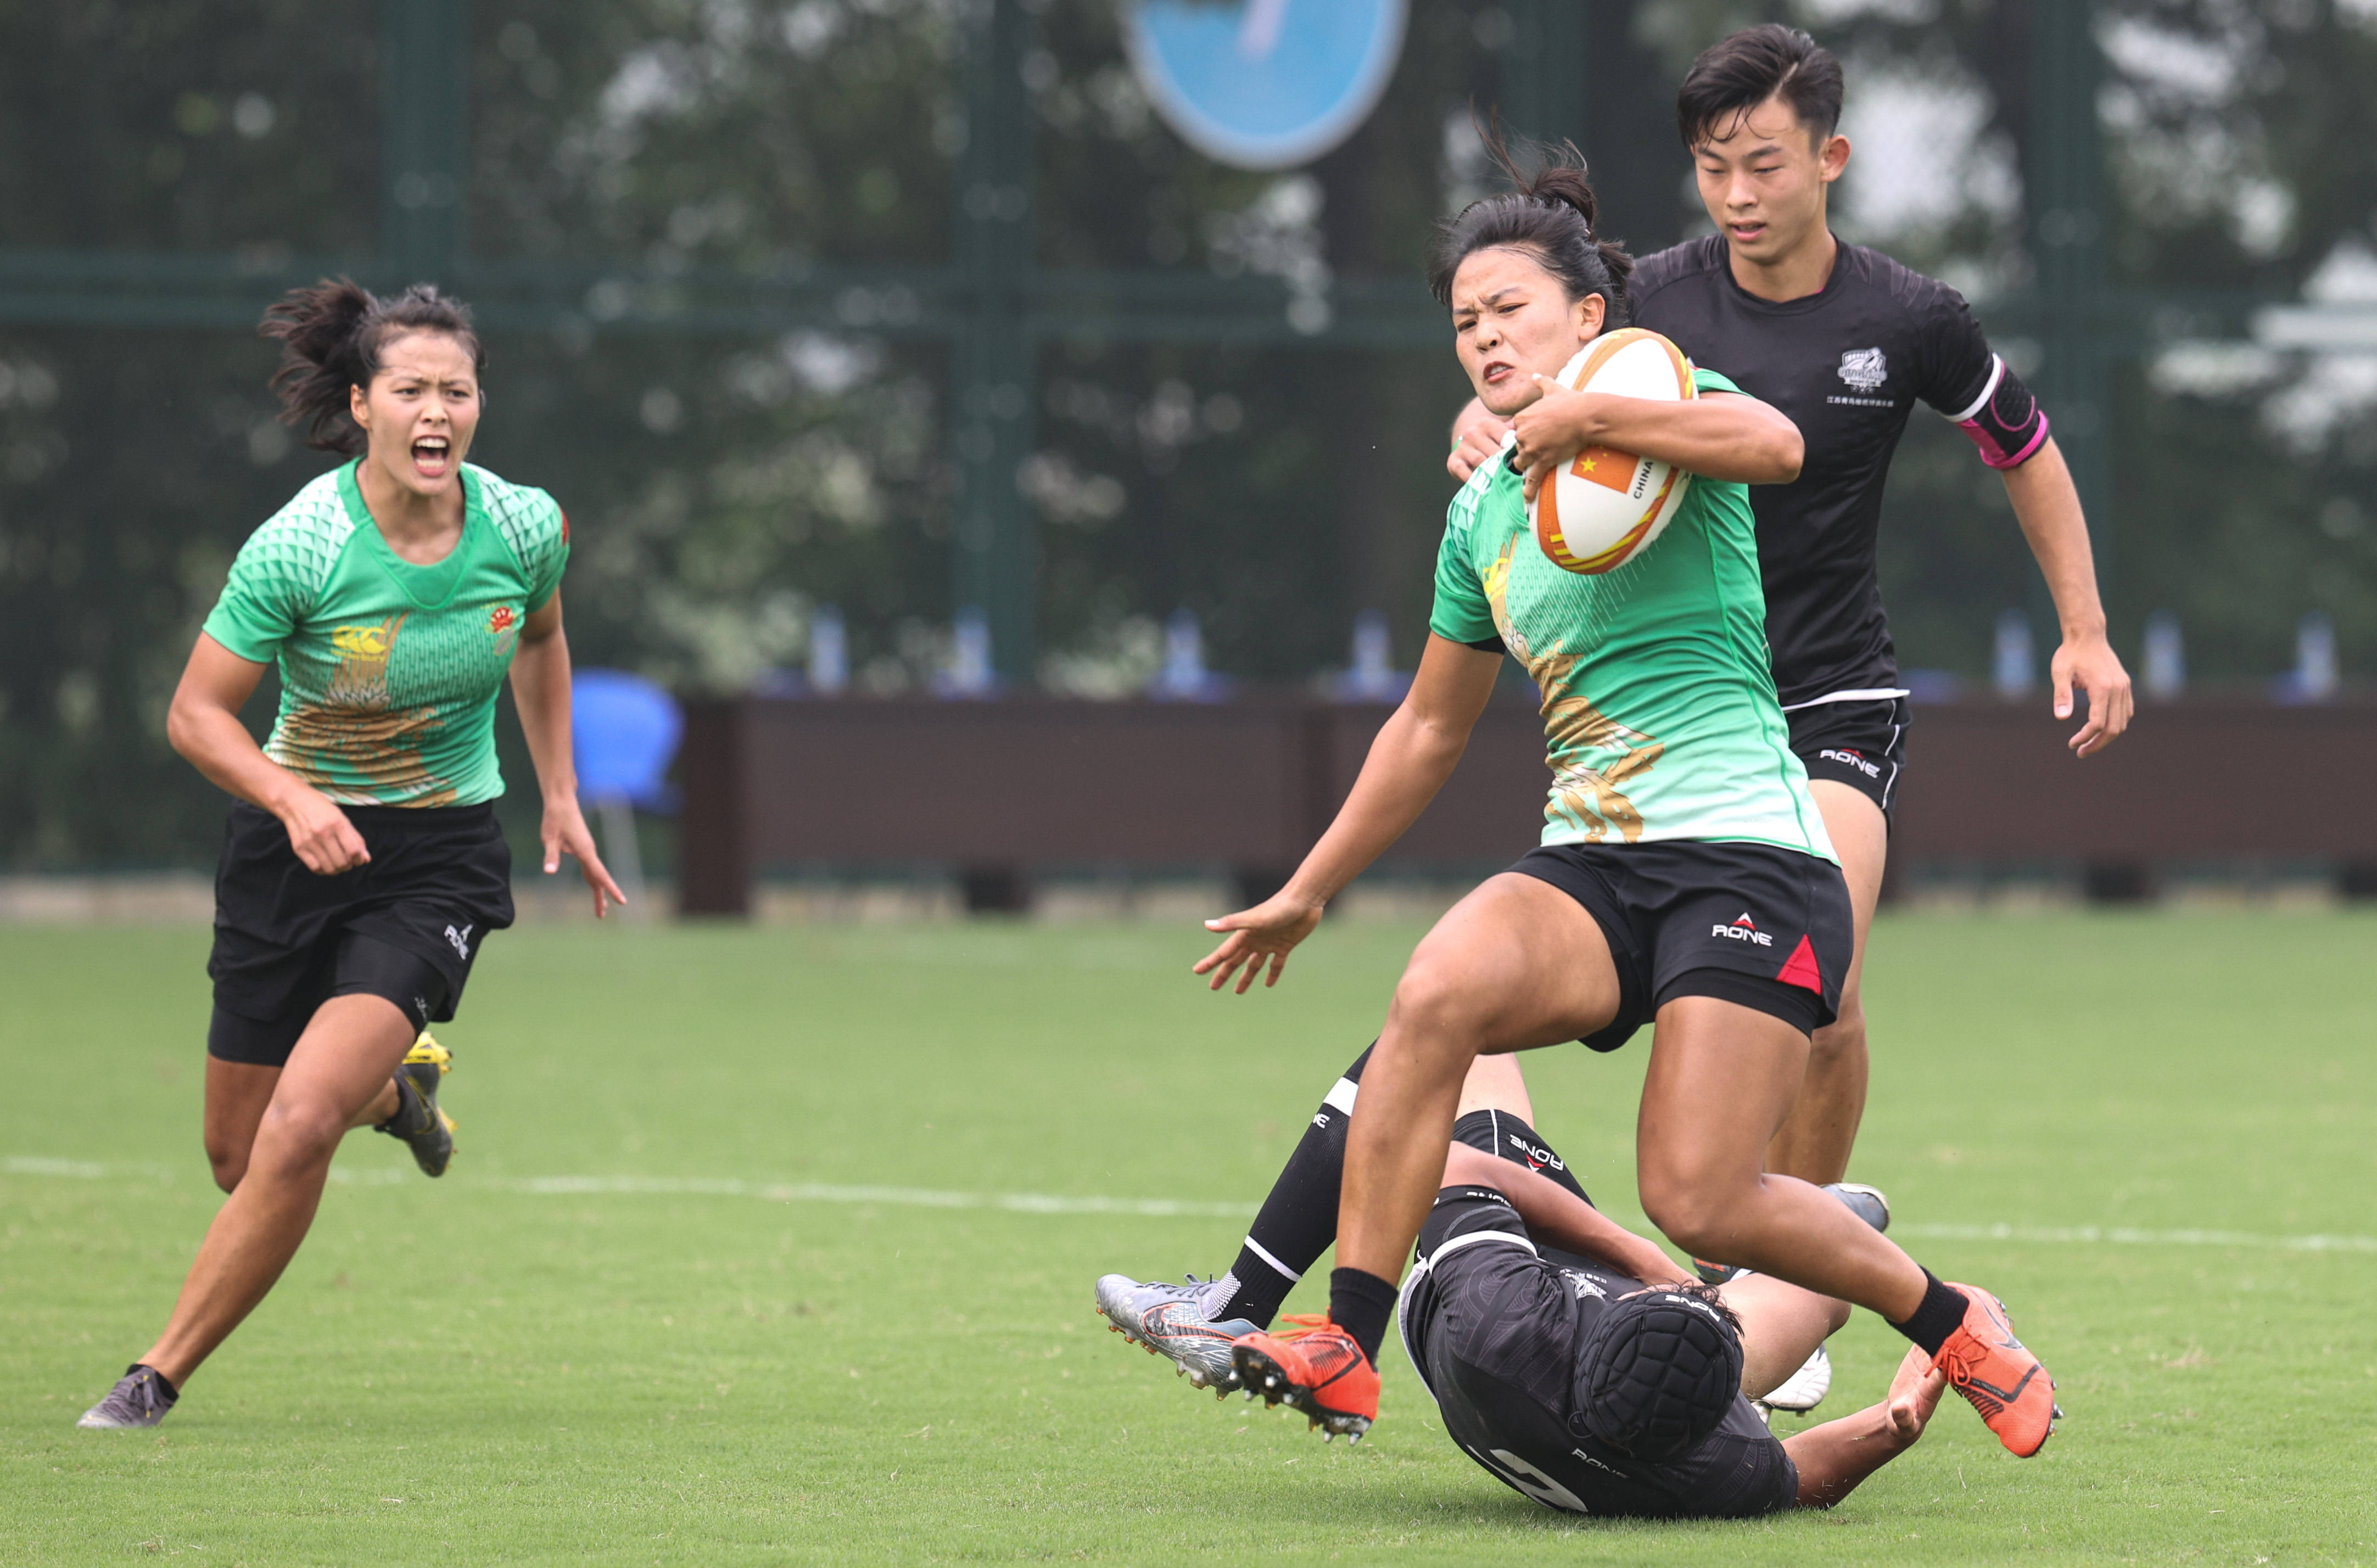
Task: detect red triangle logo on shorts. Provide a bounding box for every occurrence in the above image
[1775,934,1823,994]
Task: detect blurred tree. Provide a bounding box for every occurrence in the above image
[1,0,2372,869]
[0,3,378,863]
[0,1,377,253]
[1028,0,1489,680]
[457,1,964,693]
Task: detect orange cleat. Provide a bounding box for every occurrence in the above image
[1229,1314,1379,1442]
[1934,1283,2061,1457]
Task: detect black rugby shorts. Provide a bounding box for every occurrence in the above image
[206,801,513,1067]
[1451,1106,1590,1206]
[1508,838,1854,1054]
[1786,696,1908,821]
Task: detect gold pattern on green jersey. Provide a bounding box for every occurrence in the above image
[203,463,568,808]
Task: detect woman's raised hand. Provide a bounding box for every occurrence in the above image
[1193,891,1326,994]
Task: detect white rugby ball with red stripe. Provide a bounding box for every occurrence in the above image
[1526,327,1698,575]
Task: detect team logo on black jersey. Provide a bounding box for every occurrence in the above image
[1838,348,1888,392]
[1559,1269,1610,1301]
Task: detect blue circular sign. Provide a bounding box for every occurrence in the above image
[1124,0,1408,172]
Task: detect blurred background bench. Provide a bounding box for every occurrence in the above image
[675,696,2377,916]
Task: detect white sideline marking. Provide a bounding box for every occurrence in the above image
[508,1173,1255,1219]
[4,1156,118,1179]
[9,1155,2375,1251]
[1,1155,1252,1219]
[1897,1220,2377,1255]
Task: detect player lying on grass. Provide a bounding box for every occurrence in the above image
[1099,1049,1868,1416]
[1181,142,2058,1460]
[1100,1057,1949,1517]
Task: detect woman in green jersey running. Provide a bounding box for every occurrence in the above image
[77,280,623,1429]
[1190,146,2059,1464]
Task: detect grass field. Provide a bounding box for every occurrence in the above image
[3,909,2373,1565]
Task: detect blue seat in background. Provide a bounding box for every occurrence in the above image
[571,669,683,813]
[570,669,683,918]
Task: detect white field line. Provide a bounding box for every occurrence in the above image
[504,1173,1255,1219]
[1,1156,1252,1219]
[9,1155,2375,1252]
[1895,1220,2377,1255]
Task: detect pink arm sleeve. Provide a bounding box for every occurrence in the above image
[1947,355,2050,469]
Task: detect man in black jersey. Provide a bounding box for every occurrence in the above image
[1100,1056,1954,1518]
[1450,25,2134,1190]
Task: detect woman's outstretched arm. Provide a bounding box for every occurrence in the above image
[1194,635,1502,993]
[510,592,627,917]
[1782,1344,1951,1508]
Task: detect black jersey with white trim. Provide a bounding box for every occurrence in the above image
[1398,1190,1797,1519]
[1630,235,2028,710]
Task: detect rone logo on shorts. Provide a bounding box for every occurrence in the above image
[445,922,473,960]
[1506,1133,1567,1174]
[1819,746,1883,780]
[1711,912,1774,947]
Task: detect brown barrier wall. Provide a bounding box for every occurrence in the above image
[1891,699,2377,860]
[674,695,2377,914]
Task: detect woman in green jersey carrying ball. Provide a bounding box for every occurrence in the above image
[1190,146,2061,1465]
[77,280,623,1429]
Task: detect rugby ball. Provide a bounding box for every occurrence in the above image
[1526,327,1698,574]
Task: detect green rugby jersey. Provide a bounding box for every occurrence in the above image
[1431,367,1835,860]
[202,461,569,807]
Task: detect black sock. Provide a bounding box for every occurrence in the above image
[1327,1267,1399,1364]
[1889,1271,1969,1357]
[130,1364,178,1403]
[1212,1045,1373,1328]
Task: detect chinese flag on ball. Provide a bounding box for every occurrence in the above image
[1528,328,1699,575]
[1570,447,1637,494]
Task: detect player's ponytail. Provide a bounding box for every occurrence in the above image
[261,278,483,455]
[1427,124,1632,328]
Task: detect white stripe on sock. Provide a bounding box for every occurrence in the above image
[1242,1234,1303,1282]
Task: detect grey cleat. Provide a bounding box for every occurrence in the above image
[1095,1273,1260,1395]
[375,1032,455,1178]
[1825,1181,1891,1234]
[77,1364,177,1429]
